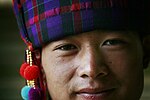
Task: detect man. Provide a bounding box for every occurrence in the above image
[13,0,149,100]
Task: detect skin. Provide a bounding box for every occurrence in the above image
[42,30,144,100]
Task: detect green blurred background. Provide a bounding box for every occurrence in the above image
[0,0,150,100]
[0,1,25,99]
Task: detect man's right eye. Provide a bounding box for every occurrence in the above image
[54,44,77,51]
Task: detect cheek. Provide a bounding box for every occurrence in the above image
[42,52,77,99]
[42,52,76,88]
[42,56,67,84]
[104,47,143,75]
[104,49,144,98]
[45,58,76,81]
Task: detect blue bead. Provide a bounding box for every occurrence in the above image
[21,86,32,100]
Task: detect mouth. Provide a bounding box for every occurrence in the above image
[76,88,115,100]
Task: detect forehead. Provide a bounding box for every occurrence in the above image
[62,30,140,40]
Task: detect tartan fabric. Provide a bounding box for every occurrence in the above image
[13,0,148,48]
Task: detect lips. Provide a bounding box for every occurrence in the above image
[76,88,115,100]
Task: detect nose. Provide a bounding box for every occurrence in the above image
[77,46,109,79]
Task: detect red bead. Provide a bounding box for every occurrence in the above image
[24,65,40,80]
[20,63,29,78]
[28,44,33,51]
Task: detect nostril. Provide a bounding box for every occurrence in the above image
[81,74,89,78]
[78,64,110,79]
[97,71,108,78]
[81,71,108,79]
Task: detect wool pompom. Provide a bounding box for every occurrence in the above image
[20,63,29,78]
[29,88,41,100]
[21,86,31,100]
[24,65,40,80]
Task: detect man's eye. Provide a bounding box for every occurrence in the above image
[102,39,126,46]
[54,44,77,51]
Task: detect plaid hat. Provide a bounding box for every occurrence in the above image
[12,0,149,100]
[13,0,149,49]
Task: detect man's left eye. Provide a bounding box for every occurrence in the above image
[102,39,126,46]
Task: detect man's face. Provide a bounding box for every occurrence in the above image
[42,30,144,100]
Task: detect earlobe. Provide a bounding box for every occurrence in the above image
[34,50,41,59]
[143,35,150,69]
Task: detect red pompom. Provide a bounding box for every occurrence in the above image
[24,65,40,80]
[20,63,29,78]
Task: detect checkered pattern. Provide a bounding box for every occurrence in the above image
[12,0,149,100]
[13,0,148,48]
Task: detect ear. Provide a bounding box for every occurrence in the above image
[34,50,41,59]
[143,35,150,68]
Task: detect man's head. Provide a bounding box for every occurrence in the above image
[13,0,150,99]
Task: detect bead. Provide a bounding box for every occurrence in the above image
[20,63,29,78]
[21,86,31,100]
[24,65,40,80]
[28,45,33,51]
[29,88,41,100]
[27,80,35,87]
